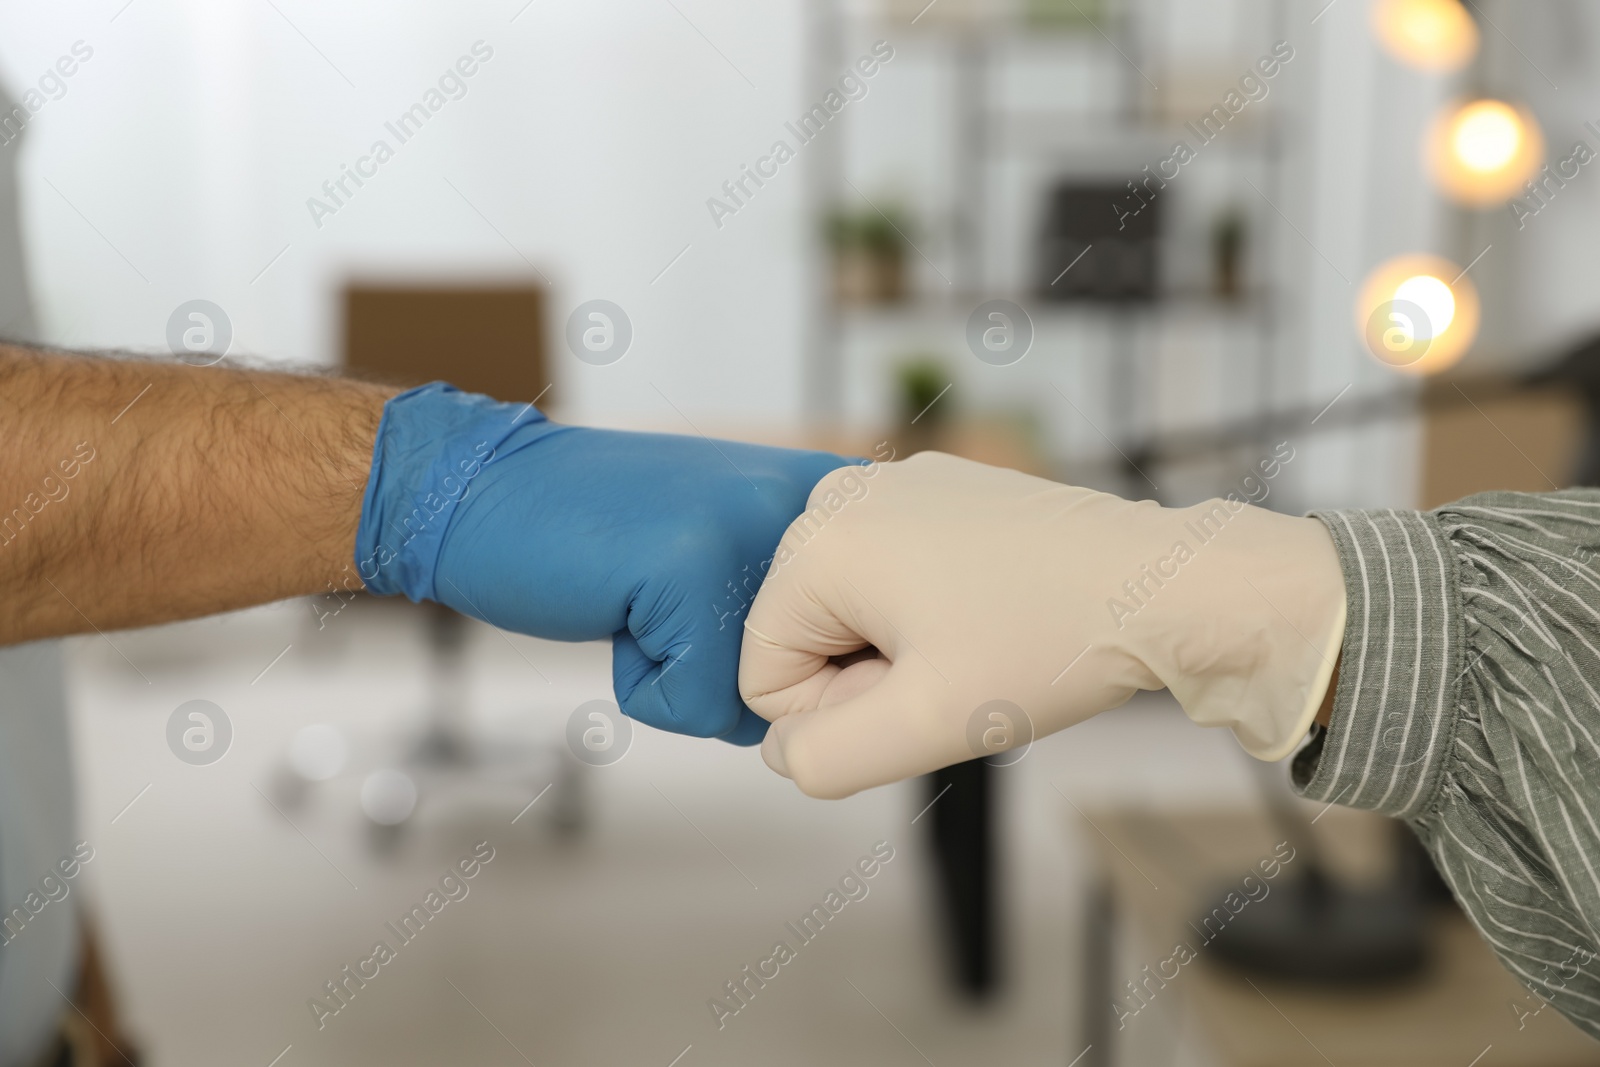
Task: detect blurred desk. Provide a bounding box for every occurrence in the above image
[1074,807,1596,1066]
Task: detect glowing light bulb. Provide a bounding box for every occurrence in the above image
[1427,99,1544,206]
[1451,101,1522,172]
[1373,0,1479,72]
[1393,275,1456,336]
[1356,254,1479,375]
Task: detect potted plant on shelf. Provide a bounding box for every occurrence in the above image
[895,354,953,454]
[1212,207,1247,301]
[827,203,913,306]
[1025,0,1104,29]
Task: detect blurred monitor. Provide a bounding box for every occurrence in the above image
[1036,179,1162,302]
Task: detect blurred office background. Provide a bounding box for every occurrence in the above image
[5,0,1600,1064]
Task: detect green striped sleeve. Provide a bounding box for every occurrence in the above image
[1296,492,1600,1041]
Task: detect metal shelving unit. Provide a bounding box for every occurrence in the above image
[805,0,1298,503]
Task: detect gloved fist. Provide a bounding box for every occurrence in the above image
[739,452,1346,798]
[356,384,850,744]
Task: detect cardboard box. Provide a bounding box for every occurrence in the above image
[1419,378,1582,508]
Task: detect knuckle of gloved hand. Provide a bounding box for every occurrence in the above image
[900,450,954,475]
[800,780,847,801]
[793,765,847,800]
[805,463,875,515]
[682,704,740,739]
[782,738,852,800]
[738,688,780,723]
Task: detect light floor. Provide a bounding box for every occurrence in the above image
[66,598,1261,1067]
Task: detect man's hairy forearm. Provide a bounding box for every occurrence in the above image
[0,345,396,644]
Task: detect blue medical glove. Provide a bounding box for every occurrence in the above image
[354,383,849,745]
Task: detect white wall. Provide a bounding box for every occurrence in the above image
[1493,2,1600,365]
[5,0,1569,511]
[0,0,813,423]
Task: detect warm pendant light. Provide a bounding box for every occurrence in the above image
[1372,0,1480,72]
[1426,98,1545,206]
[1356,253,1480,374]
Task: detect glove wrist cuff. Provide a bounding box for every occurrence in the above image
[355,382,549,602]
[1127,504,1347,760]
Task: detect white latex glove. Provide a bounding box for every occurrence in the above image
[739,452,1346,799]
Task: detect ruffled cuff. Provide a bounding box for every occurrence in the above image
[1292,509,1464,821]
